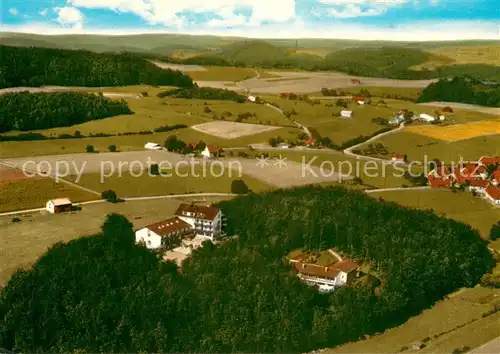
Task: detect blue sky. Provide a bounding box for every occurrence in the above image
[1,0,499,40]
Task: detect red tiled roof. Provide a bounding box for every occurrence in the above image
[486,186,500,200]
[427,166,451,179]
[479,156,500,165]
[453,164,487,184]
[207,145,219,152]
[352,96,365,102]
[428,178,452,188]
[492,169,500,181]
[306,138,315,145]
[392,153,405,159]
[293,259,359,279]
[145,217,191,237]
[175,203,220,221]
[470,179,489,187]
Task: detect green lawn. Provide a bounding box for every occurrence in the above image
[187,66,257,81]
[73,166,273,197]
[360,130,500,163]
[0,178,97,213]
[370,188,500,238]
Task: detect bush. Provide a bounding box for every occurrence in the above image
[150,164,160,176]
[74,130,83,138]
[489,221,500,241]
[157,87,246,103]
[153,124,188,133]
[108,144,117,152]
[101,190,118,203]
[203,106,212,114]
[11,217,21,223]
[231,179,250,194]
[86,144,95,153]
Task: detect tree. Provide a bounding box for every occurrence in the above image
[101,190,118,203]
[165,135,178,152]
[231,179,249,194]
[203,106,212,114]
[86,144,95,153]
[74,130,82,138]
[269,137,278,147]
[489,221,500,241]
[336,99,348,108]
[108,144,117,152]
[150,164,160,176]
[195,141,206,151]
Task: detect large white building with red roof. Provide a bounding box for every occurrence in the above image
[135,216,192,249]
[175,203,222,240]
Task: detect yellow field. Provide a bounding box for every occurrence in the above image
[431,45,500,66]
[406,120,500,141]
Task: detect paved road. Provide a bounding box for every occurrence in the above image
[467,336,500,354]
[365,186,430,194]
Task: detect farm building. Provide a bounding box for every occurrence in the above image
[491,169,500,185]
[418,113,436,122]
[46,198,73,214]
[247,95,257,102]
[389,114,405,125]
[201,145,222,159]
[135,217,192,250]
[290,259,360,293]
[305,138,316,146]
[478,156,500,166]
[277,142,290,149]
[485,186,500,205]
[391,153,406,163]
[144,142,163,150]
[340,110,353,119]
[427,166,452,188]
[175,203,223,241]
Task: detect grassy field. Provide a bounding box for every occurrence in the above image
[0,178,96,213]
[187,66,257,81]
[335,86,424,101]
[329,286,500,353]
[73,166,273,197]
[370,188,500,238]
[430,45,500,67]
[247,150,411,189]
[360,130,500,162]
[0,196,230,286]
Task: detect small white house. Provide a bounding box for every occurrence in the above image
[135,216,192,249]
[247,95,257,102]
[419,113,436,122]
[357,100,365,106]
[340,110,353,119]
[439,115,446,121]
[277,142,290,149]
[144,142,163,150]
[201,145,220,159]
[46,198,72,214]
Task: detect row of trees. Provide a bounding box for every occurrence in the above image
[0,45,194,88]
[417,76,500,107]
[158,86,247,102]
[0,92,132,133]
[0,187,493,353]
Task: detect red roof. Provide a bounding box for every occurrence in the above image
[144,217,191,237]
[479,156,500,165]
[293,259,359,279]
[453,164,487,184]
[427,166,451,179]
[492,169,500,181]
[486,186,500,200]
[428,178,452,188]
[175,203,220,221]
[392,153,405,160]
[207,145,219,152]
[470,179,489,187]
[306,138,315,145]
[352,96,365,102]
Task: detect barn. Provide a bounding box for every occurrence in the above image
[46,198,73,214]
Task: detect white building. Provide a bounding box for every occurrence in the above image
[418,113,436,122]
[175,203,223,241]
[340,110,353,119]
[291,260,360,292]
[46,198,72,214]
[247,95,257,102]
[277,142,290,149]
[144,142,163,150]
[135,216,192,249]
[201,145,220,159]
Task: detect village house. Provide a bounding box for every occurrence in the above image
[418,113,436,123]
[46,198,73,214]
[391,153,407,163]
[175,203,222,241]
[389,113,405,126]
[351,96,366,105]
[485,186,500,206]
[478,156,500,166]
[427,166,452,188]
[468,179,489,194]
[452,164,488,184]
[290,259,360,293]
[144,142,163,150]
[201,145,222,159]
[491,169,500,185]
[305,137,316,146]
[135,216,192,249]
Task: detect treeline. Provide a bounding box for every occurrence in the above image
[157,86,246,102]
[0,187,492,353]
[0,45,194,88]
[417,76,500,107]
[0,124,187,142]
[0,92,132,133]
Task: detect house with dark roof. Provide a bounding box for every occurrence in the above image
[135,216,192,249]
[291,258,360,292]
[175,203,222,240]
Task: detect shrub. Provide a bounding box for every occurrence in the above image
[150,164,160,176]
[154,124,188,133]
[108,144,117,152]
[86,144,95,153]
[74,130,83,138]
[489,221,500,241]
[101,190,118,203]
[11,217,21,223]
[203,106,212,114]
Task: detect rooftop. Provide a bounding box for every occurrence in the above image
[144,216,191,237]
[175,203,220,221]
[486,186,500,200]
[293,259,359,279]
[49,198,72,206]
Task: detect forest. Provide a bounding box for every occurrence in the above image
[0,45,194,88]
[418,77,500,107]
[157,86,246,102]
[0,187,493,353]
[0,92,132,132]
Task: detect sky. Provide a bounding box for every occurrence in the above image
[1,0,499,40]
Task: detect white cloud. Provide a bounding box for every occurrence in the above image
[9,8,19,16]
[67,0,296,28]
[318,0,409,18]
[54,6,85,30]
[40,9,49,17]
[326,4,386,18]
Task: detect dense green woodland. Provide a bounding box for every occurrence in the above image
[0,45,194,88]
[0,187,493,353]
[0,92,131,133]
[418,77,500,107]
